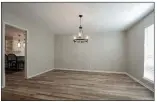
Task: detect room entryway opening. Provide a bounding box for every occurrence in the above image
[3,23,27,87]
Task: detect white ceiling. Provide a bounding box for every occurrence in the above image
[2,3,154,35]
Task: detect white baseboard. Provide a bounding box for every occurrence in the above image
[27,68,54,79]
[125,73,154,92]
[54,68,126,75]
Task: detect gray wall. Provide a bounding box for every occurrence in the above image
[126,11,154,91]
[2,9,54,86]
[55,32,126,72]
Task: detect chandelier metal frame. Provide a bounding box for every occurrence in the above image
[73,15,89,43]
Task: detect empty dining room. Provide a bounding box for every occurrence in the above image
[1,2,155,101]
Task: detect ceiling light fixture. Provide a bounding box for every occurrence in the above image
[73,15,89,43]
[17,34,21,48]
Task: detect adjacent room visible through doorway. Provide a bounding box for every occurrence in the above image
[4,24,27,87]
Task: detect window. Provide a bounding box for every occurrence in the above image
[144,24,154,83]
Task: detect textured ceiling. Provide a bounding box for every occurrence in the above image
[2,3,154,35]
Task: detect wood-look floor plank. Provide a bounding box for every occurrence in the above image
[2,69,154,100]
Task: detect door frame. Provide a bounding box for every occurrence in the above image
[2,21,28,88]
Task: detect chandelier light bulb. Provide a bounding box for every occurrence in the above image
[86,36,89,39]
[73,36,76,39]
[17,42,21,48]
[78,32,82,37]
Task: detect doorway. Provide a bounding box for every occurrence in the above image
[2,22,27,88]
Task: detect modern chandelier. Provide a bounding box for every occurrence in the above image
[73,15,89,43]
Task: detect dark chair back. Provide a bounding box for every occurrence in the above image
[8,54,17,70]
[8,54,17,61]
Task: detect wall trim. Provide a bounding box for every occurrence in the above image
[27,68,54,79]
[125,72,154,92]
[55,68,126,74]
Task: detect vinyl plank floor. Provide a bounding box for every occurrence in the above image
[2,69,154,100]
